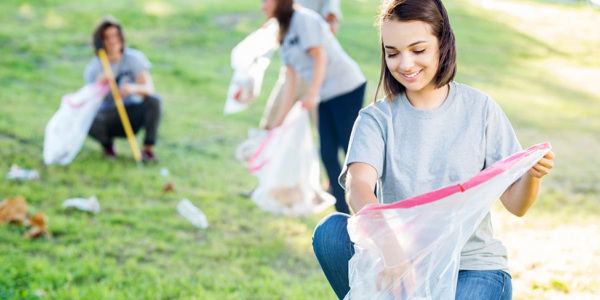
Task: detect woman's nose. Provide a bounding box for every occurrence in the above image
[398,54,414,72]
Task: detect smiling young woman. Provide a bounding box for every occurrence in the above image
[312,0,555,299]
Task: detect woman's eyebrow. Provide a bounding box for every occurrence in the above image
[408,40,427,47]
[384,40,427,50]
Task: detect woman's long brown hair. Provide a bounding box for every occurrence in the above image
[273,0,295,44]
[374,0,456,104]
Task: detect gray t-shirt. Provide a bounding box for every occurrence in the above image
[279,8,365,101]
[340,82,522,271]
[297,0,342,20]
[83,47,151,110]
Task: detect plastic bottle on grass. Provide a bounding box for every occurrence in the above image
[177,199,208,229]
[62,196,100,214]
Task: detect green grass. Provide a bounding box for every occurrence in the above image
[1,0,599,298]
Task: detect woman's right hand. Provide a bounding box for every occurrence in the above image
[347,163,417,297]
[361,209,416,297]
[95,72,109,84]
[300,93,319,109]
[376,260,416,298]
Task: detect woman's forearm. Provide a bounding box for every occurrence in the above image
[346,163,378,214]
[306,46,326,100]
[133,70,155,97]
[271,66,298,128]
[500,151,555,217]
[500,174,541,217]
[348,180,378,214]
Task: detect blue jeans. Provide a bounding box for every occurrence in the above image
[456,269,512,300]
[312,213,513,300]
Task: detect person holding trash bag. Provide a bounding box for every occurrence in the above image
[312,0,555,299]
[259,0,343,130]
[261,0,367,214]
[85,17,162,162]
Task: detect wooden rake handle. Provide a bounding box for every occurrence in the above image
[97,49,142,163]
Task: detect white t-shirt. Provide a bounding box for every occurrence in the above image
[279,8,364,101]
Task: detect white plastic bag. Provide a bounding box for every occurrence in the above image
[248,102,335,216]
[235,128,270,164]
[345,143,551,300]
[43,83,109,165]
[224,18,279,114]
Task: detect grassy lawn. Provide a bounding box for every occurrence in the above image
[1,0,598,299]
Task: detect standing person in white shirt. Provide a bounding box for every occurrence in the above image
[259,0,343,129]
[261,0,366,214]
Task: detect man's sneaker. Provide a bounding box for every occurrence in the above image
[103,144,117,160]
[142,149,156,163]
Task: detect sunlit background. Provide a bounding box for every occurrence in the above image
[1,0,599,299]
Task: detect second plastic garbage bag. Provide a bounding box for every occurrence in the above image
[247,102,335,216]
[43,83,109,165]
[224,18,279,114]
[345,143,551,300]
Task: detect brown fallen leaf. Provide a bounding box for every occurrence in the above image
[25,212,52,239]
[0,195,27,225]
[162,182,175,193]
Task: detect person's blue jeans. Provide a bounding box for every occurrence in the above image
[456,269,512,300]
[312,213,513,299]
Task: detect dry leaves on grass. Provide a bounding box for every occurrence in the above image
[25,212,52,239]
[0,195,28,224]
[0,196,51,239]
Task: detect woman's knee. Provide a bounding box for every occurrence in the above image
[312,213,350,253]
[144,94,162,111]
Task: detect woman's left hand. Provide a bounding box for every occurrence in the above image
[528,151,555,178]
